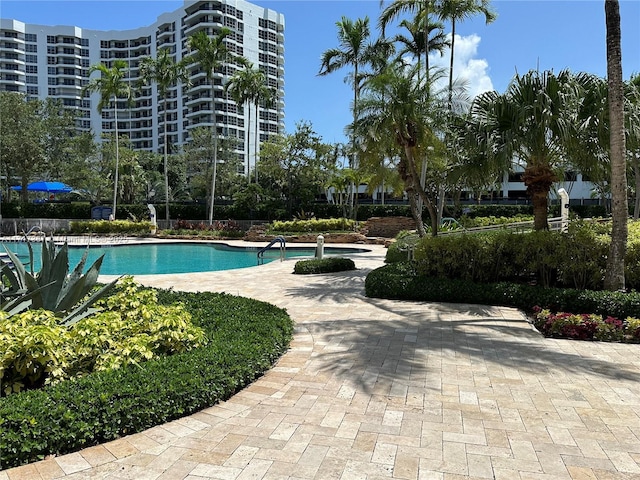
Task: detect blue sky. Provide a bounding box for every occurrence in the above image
[2,0,639,145]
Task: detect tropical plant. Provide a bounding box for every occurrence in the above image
[319,16,375,217]
[187,28,234,225]
[437,0,496,106]
[355,63,463,236]
[138,48,191,223]
[459,69,588,230]
[0,238,118,325]
[83,60,132,219]
[225,62,275,182]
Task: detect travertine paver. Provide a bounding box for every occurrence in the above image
[2,241,640,480]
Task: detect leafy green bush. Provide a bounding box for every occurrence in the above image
[293,257,356,274]
[0,288,293,469]
[69,219,152,235]
[385,231,418,263]
[365,262,640,319]
[0,279,205,396]
[269,218,355,233]
[411,221,638,290]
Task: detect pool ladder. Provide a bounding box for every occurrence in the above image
[257,236,286,265]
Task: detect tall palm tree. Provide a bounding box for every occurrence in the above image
[187,28,232,225]
[604,0,628,290]
[437,0,496,106]
[356,63,454,236]
[84,59,132,219]
[393,15,448,68]
[379,0,436,81]
[138,48,191,223]
[319,16,373,218]
[225,63,274,182]
[319,15,372,166]
[461,69,586,230]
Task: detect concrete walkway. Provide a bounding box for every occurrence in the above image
[2,243,640,480]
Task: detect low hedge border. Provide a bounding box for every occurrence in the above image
[365,262,640,319]
[293,257,356,275]
[0,290,294,469]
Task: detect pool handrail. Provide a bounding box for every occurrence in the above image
[257,236,286,265]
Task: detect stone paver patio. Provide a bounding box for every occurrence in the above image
[2,242,640,480]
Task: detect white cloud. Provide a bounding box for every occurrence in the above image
[429,34,494,100]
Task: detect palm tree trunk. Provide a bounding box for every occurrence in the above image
[254,101,259,183]
[448,19,456,108]
[208,88,217,225]
[163,96,170,223]
[604,0,628,291]
[246,103,251,179]
[113,95,119,219]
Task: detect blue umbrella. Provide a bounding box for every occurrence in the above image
[11,181,73,193]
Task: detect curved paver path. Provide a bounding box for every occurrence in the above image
[3,242,640,480]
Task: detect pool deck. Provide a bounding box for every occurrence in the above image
[2,240,640,480]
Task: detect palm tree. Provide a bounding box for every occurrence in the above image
[604,0,628,290]
[138,48,191,223]
[461,69,586,230]
[84,59,132,219]
[187,28,232,225]
[225,63,274,183]
[393,15,448,68]
[379,0,436,81]
[319,16,373,218]
[356,63,453,236]
[437,0,496,106]
[319,16,372,164]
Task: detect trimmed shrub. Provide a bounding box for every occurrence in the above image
[270,218,356,233]
[0,289,293,469]
[411,221,634,290]
[69,220,152,235]
[365,262,640,319]
[293,257,356,274]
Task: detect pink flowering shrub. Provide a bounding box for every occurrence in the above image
[532,306,640,342]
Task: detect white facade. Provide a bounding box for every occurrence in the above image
[0,0,285,176]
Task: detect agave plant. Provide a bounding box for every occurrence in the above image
[1,237,119,325]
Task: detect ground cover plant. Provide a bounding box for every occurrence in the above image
[293,257,356,274]
[0,286,293,469]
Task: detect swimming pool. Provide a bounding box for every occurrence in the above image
[0,242,370,275]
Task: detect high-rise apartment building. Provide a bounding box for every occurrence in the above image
[0,0,284,176]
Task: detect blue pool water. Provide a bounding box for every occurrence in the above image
[0,242,369,275]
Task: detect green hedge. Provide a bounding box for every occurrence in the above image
[69,220,153,235]
[270,218,356,233]
[365,262,640,319]
[411,221,640,290]
[293,257,356,274]
[0,290,293,469]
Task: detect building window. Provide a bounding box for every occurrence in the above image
[27,85,38,95]
[26,65,37,73]
[25,33,37,42]
[48,87,56,95]
[26,44,37,53]
[26,75,38,84]
[47,35,56,43]
[47,46,56,54]
[26,54,38,63]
